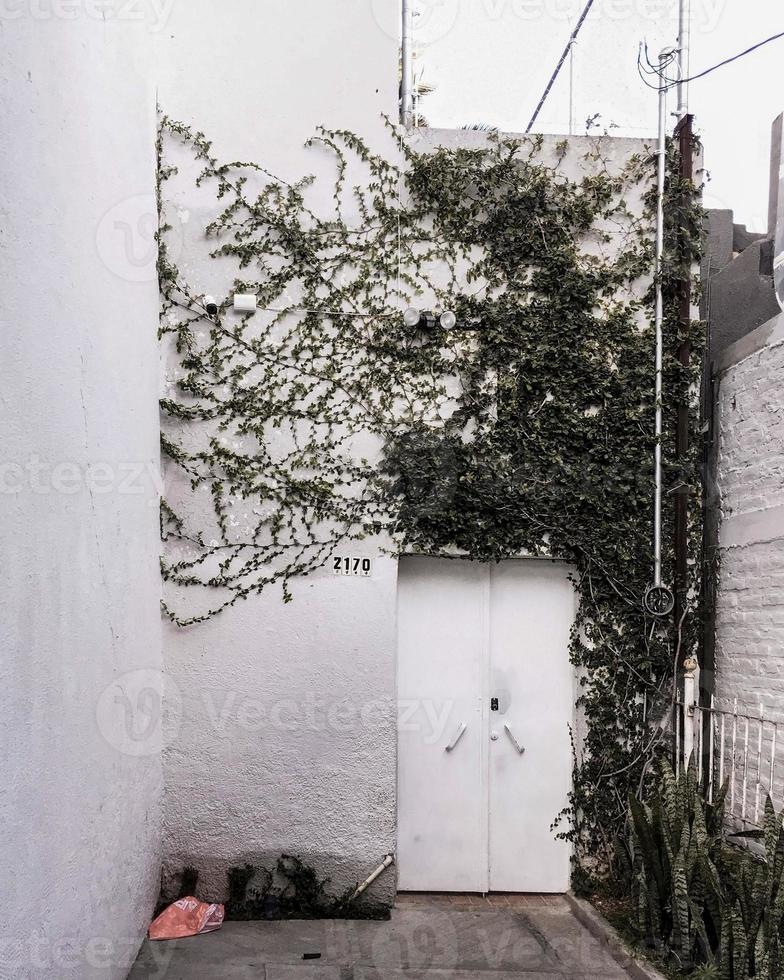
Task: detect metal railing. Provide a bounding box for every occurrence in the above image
[675,662,784,828]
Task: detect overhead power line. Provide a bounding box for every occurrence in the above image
[525,0,596,134]
[674,28,784,85]
[640,28,784,92]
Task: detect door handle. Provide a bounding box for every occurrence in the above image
[445,721,467,752]
[503,722,525,755]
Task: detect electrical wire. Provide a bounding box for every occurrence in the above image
[674,28,784,85]
[232,304,397,318]
[637,54,668,92]
[525,0,597,134]
[637,44,677,91]
[640,29,784,92]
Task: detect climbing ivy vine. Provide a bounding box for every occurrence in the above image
[156,115,704,880]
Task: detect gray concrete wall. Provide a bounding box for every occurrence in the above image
[714,314,784,716]
[0,7,163,978]
[708,238,779,358]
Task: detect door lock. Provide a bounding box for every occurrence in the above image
[490,697,499,711]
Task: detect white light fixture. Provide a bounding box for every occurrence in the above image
[203,295,218,316]
[439,309,456,330]
[233,293,257,313]
[403,307,421,328]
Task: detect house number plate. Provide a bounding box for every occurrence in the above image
[332,556,373,577]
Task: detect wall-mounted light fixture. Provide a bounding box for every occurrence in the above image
[403,307,422,328]
[233,293,258,313]
[402,307,457,330]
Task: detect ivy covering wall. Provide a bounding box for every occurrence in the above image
[156,116,704,880]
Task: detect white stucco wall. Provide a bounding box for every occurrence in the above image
[156,0,652,904]
[714,314,784,715]
[155,0,402,907]
[0,8,162,978]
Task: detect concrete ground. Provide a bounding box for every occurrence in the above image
[129,894,631,979]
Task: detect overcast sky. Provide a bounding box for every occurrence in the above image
[411,0,782,230]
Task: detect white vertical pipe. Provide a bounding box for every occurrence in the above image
[683,661,696,768]
[771,722,778,799]
[731,699,737,816]
[653,52,668,587]
[719,710,726,794]
[401,0,414,128]
[708,694,715,802]
[742,716,750,822]
[675,697,681,774]
[755,704,764,823]
[676,0,690,119]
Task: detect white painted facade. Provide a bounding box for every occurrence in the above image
[1,7,162,979]
[155,2,651,905]
[155,0,403,908]
[1,4,658,970]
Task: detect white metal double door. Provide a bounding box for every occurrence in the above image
[397,557,574,893]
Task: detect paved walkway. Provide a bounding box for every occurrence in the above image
[129,894,630,979]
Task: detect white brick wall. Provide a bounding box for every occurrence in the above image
[715,316,784,718]
[717,341,784,521]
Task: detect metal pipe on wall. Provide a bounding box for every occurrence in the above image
[676,0,691,119]
[401,0,414,128]
[674,113,694,650]
[653,50,670,588]
[676,0,690,118]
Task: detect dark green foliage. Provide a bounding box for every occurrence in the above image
[226,864,271,920]
[618,762,784,978]
[224,856,386,921]
[160,856,387,921]
[715,800,784,980]
[156,115,704,876]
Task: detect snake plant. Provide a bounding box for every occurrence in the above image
[617,758,726,969]
[617,759,784,977]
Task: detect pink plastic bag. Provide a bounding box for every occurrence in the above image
[148,896,225,941]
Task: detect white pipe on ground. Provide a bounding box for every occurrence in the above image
[401,0,414,128]
[349,853,395,902]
